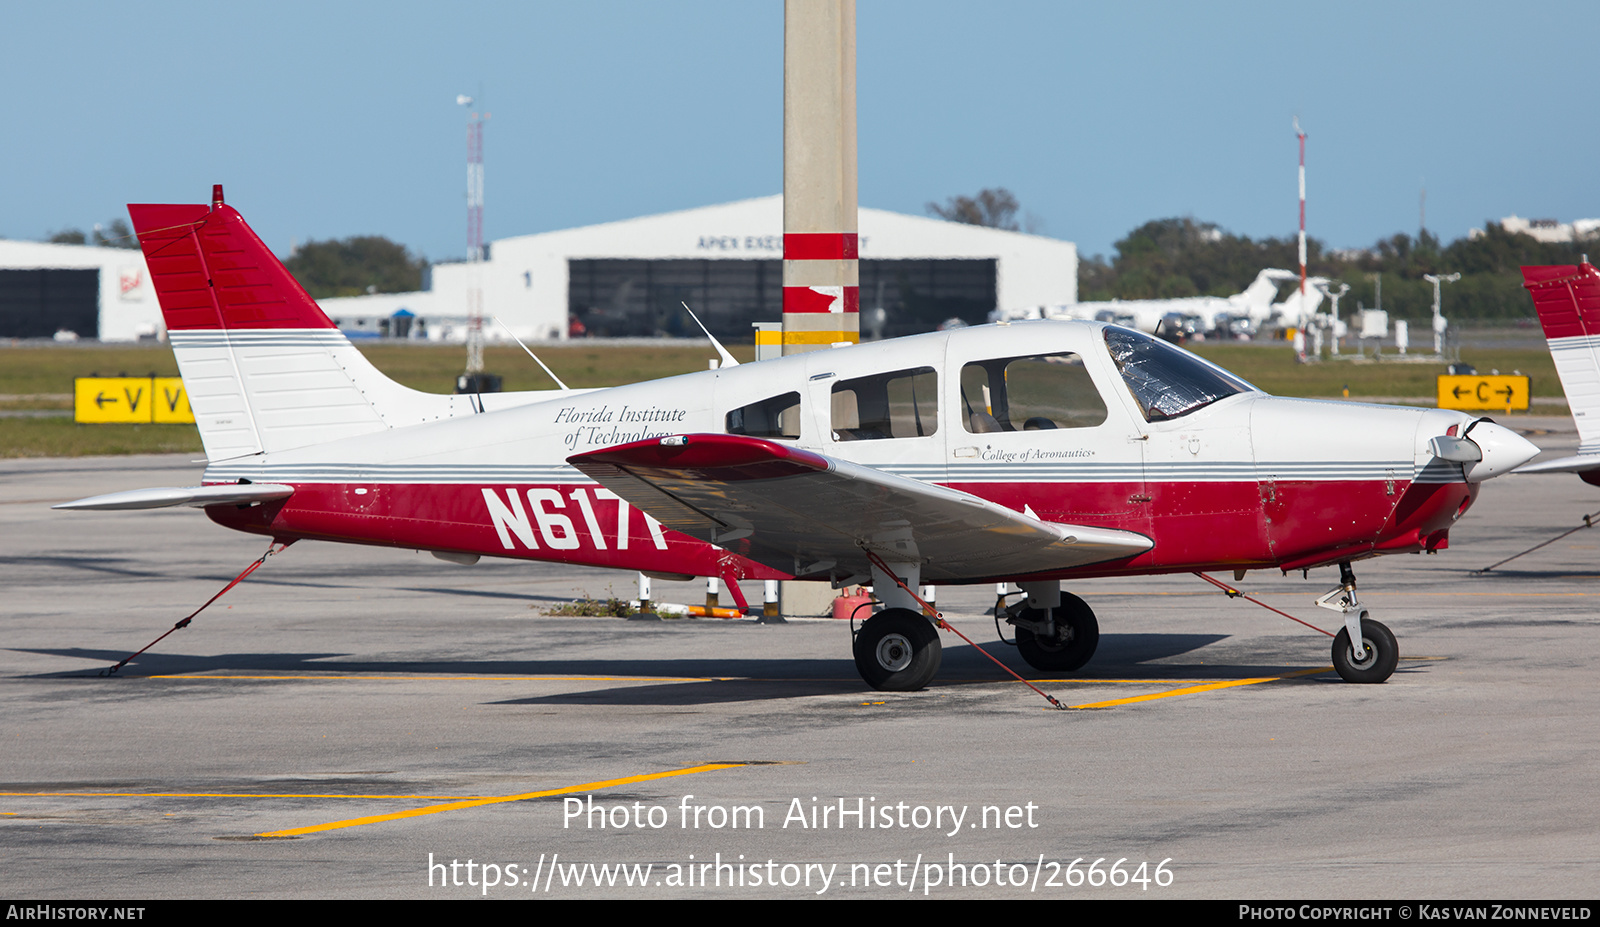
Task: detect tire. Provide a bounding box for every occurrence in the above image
[853,608,942,691]
[1331,614,1398,683]
[1015,593,1099,672]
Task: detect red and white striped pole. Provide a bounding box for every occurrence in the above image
[1295,117,1307,302]
[782,0,858,354]
[1294,117,1308,362]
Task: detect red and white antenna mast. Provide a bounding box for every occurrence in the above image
[460,94,487,379]
[1295,117,1307,300]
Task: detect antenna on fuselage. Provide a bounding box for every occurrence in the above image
[490,315,570,391]
[680,302,740,368]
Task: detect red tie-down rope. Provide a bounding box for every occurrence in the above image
[859,548,1067,710]
[1191,572,1335,637]
[101,540,294,676]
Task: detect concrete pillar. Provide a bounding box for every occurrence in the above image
[783,0,858,355]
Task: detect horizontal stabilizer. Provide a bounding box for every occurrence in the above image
[1515,454,1600,475]
[53,483,294,511]
[568,434,1152,583]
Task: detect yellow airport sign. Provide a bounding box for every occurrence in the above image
[1437,374,1530,412]
[74,377,195,424]
[151,377,192,423]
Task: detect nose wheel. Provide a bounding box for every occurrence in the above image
[1317,563,1399,683]
[1331,613,1398,683]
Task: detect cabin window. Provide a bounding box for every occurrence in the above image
[1103,327,1254,421]
[726,392,801,439]
[830,367,938,441]
[960,353,1108,434]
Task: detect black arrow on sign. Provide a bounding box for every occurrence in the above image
[94,392,117,409]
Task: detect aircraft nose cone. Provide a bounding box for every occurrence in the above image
[1464,421,1540,482]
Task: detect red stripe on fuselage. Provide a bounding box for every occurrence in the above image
[200,475,1474,584]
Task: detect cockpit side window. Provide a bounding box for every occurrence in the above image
[831,367,938,441]
[960,353,1107,434]
[1102,326,1255,422]
[726,391,802,439]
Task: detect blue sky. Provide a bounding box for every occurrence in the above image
[3,1,1596,262]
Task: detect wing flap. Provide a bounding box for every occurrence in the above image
[568,435,1151,582]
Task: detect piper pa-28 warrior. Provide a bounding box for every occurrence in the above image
[59,188,1541,691]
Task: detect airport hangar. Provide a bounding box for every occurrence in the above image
[318,195,1079,343]
[0,240,163,342]
[0,198,1077,343]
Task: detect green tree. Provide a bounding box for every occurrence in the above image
[284,236,427,299]
[927,188,1022,231]
[93,219,139,249]
[48,228,86,245]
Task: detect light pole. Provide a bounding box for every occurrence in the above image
[1423,272,1460,356]
[1320,281,1349,356]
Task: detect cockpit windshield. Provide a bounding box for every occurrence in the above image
[1103,327,1257,422]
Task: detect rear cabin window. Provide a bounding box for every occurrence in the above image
[960,353,1108,433]
[726,391,801,439]
[830,367,938,441]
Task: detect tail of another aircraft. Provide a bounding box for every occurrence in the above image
[1523,262,1600,457]
[131,186,488,461]
[1233,268,1296,315]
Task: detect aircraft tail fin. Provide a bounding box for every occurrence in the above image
[1237,268,1295,313]
[1523,262,1600,452]
[129,186,475,461]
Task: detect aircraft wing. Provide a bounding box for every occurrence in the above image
[567,435,1151,583]
[53,483,294,511]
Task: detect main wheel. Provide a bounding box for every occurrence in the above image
[853,608,942,691]
[1015,593,1099,672]
[1331,613,1398,683]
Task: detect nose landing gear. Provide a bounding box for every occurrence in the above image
[1316,562,1399,683]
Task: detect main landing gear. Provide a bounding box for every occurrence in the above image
[1316,562,1399,683]
[1002,582,1100,673]
[853,608,942,691]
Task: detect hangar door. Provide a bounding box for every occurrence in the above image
[568,258,996,340]
[0,269,99,339]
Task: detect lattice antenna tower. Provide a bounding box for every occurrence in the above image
[460,95,487,375]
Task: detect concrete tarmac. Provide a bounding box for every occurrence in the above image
[2,425,1597,899]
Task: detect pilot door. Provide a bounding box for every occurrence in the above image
[1100,326,1269,566]
[944,345,1151,540]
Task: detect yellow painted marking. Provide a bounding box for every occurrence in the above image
[149,674,717,682]
[781,331,859,345]
[0,792,492,800]
[257,763,744,838]
[1071,666,1333,709]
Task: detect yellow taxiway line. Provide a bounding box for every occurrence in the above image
[1069,666,1334,708]
[256,763,745,838]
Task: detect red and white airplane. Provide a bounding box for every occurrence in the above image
[58,188,1541,690]
[1518,262,1600,483]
